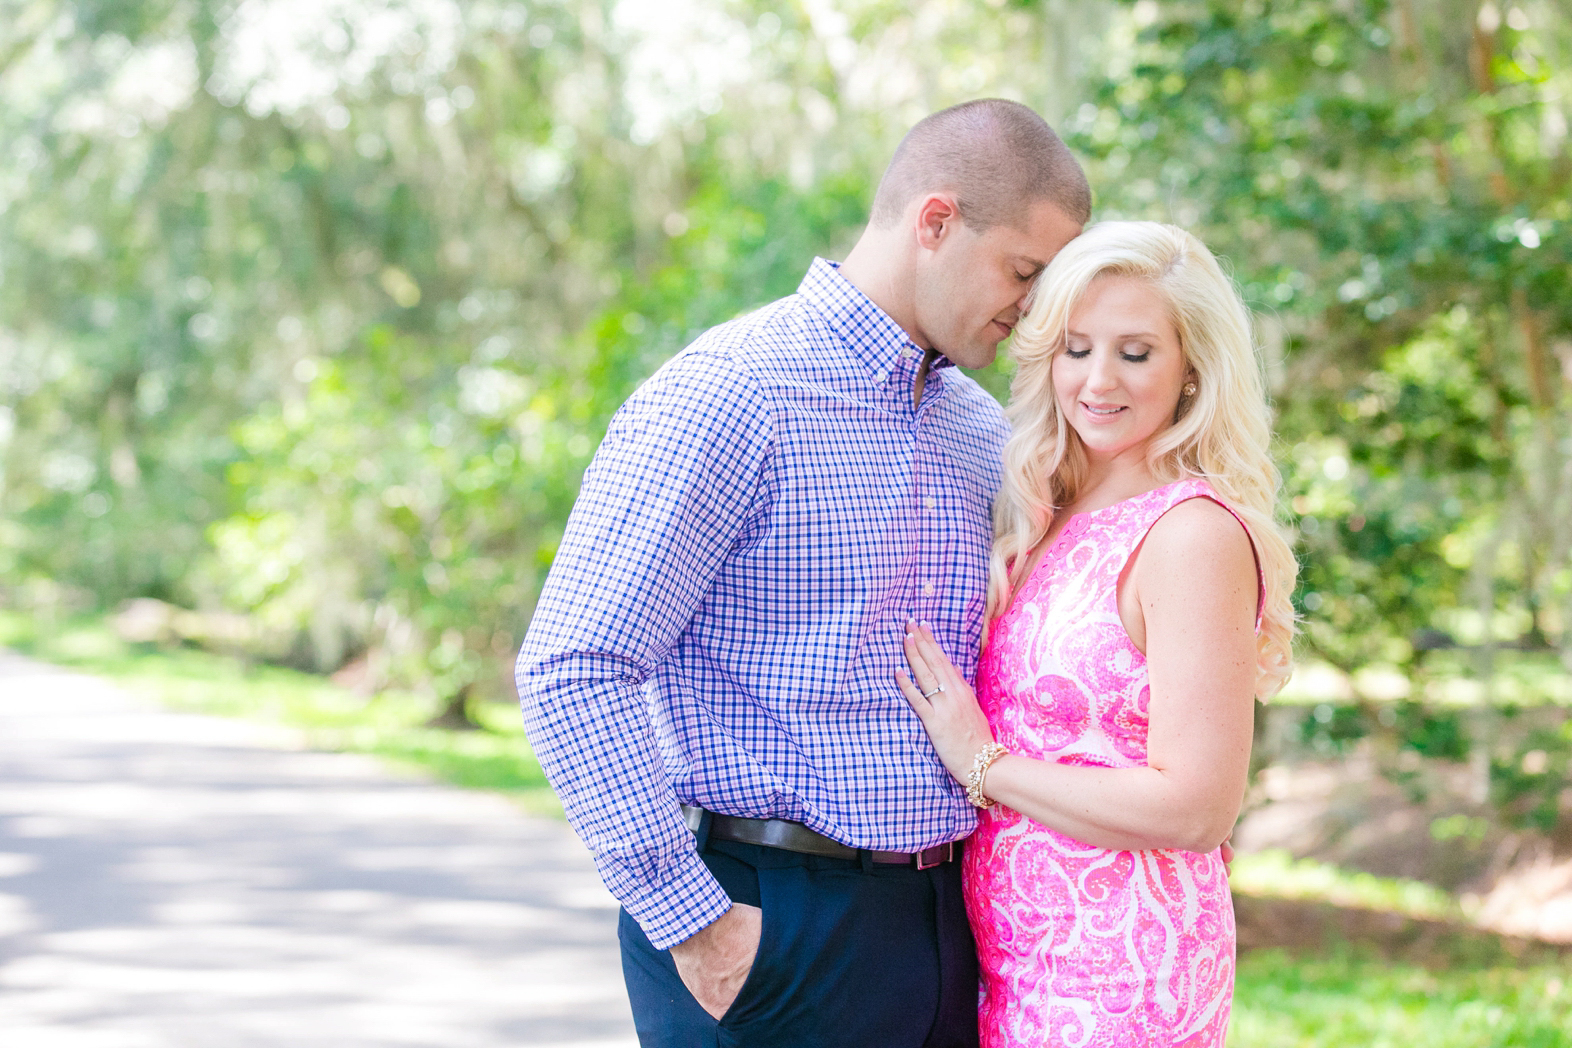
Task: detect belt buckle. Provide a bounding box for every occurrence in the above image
[915,841,952,871]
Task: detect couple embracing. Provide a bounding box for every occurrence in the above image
[519,99,1297,1048]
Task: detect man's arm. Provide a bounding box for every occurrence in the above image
[517,346,774,952]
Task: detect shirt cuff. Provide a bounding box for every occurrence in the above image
[623,848,735,951]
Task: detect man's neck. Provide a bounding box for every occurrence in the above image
[839,230,925,351]
[841,228,941,410]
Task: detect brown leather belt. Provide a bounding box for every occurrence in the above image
[682,804,957,870]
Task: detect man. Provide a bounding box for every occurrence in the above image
[518,99,1089,1047]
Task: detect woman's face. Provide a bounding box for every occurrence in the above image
[1052,275,1191,466]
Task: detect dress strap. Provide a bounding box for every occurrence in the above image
[1125,479,1266,629]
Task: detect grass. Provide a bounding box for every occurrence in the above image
[0,611,560,813]
[1226,840,1571,1043]
[6,611,1571,1045]
[1230,849,1463,921]
[1231,949,1572,1047]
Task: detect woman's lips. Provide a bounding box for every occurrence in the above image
[1081,402,1127,421]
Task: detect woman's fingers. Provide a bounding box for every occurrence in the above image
[902,628,941,695]
[894,669,931,715]
[911,622,960,690]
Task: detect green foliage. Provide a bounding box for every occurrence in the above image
[0,0,1101,710]
[1393,702,1471,761]
[1070,0,1572,679]
[1232,948,1572,1047]
[1,0,1567,770]
[1488,718,1572,834]
[1231,848,1463,920]
[579,171,875,427]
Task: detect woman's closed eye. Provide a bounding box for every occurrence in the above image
[1062,340,1153,361]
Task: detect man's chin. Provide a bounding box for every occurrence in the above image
[947,344,999,370]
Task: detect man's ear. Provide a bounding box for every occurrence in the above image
[913,193,961,252]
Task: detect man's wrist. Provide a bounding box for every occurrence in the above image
[669,901,736,953]
[628,850,733,951]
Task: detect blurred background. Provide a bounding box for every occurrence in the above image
[1,0,1570,1043]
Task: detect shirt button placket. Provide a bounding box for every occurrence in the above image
[914,410,939,612]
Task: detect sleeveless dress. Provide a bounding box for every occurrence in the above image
[964,478,1260,1048]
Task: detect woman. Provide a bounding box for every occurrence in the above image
[895,221,1297,1047]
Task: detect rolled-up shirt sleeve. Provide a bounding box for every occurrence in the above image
[517,346,774,950]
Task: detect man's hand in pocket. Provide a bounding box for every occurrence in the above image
[669,903,763,1020]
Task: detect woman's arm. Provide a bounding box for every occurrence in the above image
[897,498,1258,853]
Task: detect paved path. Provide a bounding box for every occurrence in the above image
[0,651,636,1048]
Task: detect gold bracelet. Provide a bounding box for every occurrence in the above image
[966,742,1009,808]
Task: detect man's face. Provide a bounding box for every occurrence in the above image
[911,199,1082,369]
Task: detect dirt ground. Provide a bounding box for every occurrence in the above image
[1235,752,1572,947]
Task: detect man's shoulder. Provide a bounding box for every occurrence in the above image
[644,293,828,391]
[697,292,830,365]
[618,293,818,425]
[940,369,1011,442]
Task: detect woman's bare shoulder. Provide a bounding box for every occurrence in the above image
[1139,496,1254,580]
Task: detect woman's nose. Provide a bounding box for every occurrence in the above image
[1085,352,1118,392]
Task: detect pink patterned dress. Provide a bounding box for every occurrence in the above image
[965,478,1258,1048]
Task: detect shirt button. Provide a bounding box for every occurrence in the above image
[899,347,916,360]
[875,370,889,383]
[922,581,936,596]
[923,496,937,511]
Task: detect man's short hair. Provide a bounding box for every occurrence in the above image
[870,99,1092,232]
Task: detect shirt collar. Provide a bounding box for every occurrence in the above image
[796,258,956,383]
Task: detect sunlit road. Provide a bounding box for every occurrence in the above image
[0,651,636,1048]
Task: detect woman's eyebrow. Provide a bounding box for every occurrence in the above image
[1064,329,1164,341]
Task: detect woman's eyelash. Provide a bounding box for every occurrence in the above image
[1063,345,1149,360]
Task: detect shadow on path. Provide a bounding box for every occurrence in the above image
[0,651,635,1048]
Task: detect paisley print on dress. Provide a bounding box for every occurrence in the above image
[965,479,1259,1048]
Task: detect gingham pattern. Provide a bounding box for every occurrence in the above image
[517,258,1010,949]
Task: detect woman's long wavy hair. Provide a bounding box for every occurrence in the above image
[989,221,1297,698]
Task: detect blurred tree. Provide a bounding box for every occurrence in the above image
[10,0,1563,749]
[0,0,1105,718]
[1068,0,1571,687]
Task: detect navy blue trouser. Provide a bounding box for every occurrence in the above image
[618,836,979,1048]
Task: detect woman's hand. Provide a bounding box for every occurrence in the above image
[895,620,995,783]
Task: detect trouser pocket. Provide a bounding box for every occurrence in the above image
[717,861,943,1048]
[620,842,974,1048]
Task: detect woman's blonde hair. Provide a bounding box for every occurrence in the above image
[990,220,1297,698]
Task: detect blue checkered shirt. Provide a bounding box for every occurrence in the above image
[517,258,1009,949]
